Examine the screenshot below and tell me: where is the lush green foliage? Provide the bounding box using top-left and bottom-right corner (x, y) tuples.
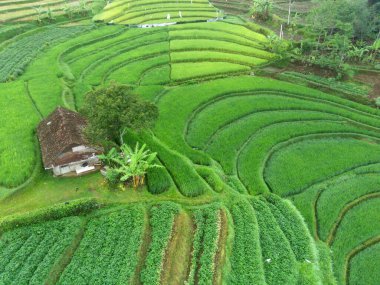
(331, 198), (380, 285)
(0, 25), (91, 82)
(93, 0), (220, 24)
(228, 200), (266, 285)
(140, 202), (180, 285)
(0, 81), (40, 188)
(0, 217), (81, 284)
(251, 198), (298, 285)
(58, 206), (145, 284)
(349, 242), (380, 285)
(187, 204), (221, 284)
(265, 138), (380, 196)
(82, 84), (158, 143)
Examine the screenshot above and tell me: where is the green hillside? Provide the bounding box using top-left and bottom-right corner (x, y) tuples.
(1, 0), (379, 284)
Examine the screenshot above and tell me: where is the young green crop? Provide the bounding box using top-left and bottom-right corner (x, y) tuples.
(107, 54), (170, 85)
(330, 198), (380, 285)
(171, 62), (250, 81)
(240, 122), (380, 195)
(94, 0), (220, 25)
(0, 81), (40, 188)
(251, 198), (298, 285)
(187, 204), (221, 285)
(264, 194), (321, 284)
(170, 39), (274, 59)
(265, 137), (380, 196)
(0, 217), (81, 285)
(228, 200), (266, 285)
(0, 25), (91, 82)
(349, 242), (380, 285)
(140, 202), (180, 285)
(58, 206), (145, 284)
(317, 173), (380, 241)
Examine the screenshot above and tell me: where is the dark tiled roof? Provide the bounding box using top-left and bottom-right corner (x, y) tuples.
(37, 107), (91, 168)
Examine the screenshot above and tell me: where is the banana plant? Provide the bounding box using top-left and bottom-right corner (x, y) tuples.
(100, 143), (161, 189)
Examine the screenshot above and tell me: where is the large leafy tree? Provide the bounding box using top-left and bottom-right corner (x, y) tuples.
(81, 83), (159, 144)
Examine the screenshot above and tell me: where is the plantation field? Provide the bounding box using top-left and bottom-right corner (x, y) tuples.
(93, 0), (222, 25)
(0, 5), (379, 285)
(0, 199), (324, 284)
(0, 0), (93, 23)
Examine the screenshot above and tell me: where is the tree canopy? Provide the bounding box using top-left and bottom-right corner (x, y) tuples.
(81, 83), (159, 144)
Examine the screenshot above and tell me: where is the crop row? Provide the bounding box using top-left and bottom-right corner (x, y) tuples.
(0, 25), (91, 82)
(94, 0), (219, 24)
(290, 162), (380, 239)
(154, 76), (380, 172)
(316, 173), (380, 241)
(250, 198), (298, 285)
(349, 241), (380, 285)
(187, 90), (380, 152)
(228, 200), (266, 284)
(140, 202), (180, 285)
(0, 217), (81, 285)
(330, 197), (380, 285)
(61, 22), (273, 89)
(58, 206), (145, 284)
(240, 121), (380, 195)
(186, 204), (221, 284)
(264, 136), (380, 196)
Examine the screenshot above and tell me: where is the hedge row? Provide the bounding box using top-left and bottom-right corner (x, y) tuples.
(0, 198), (100, 234)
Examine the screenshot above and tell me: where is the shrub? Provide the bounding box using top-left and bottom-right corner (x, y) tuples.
(0, 198), (100, 234)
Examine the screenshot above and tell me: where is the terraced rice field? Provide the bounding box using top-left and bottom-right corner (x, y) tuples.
(0, 7), (379, 285)
(0, 200), (324, 284)
(93, 0), (222, 25)
(0, 0), (92, 22)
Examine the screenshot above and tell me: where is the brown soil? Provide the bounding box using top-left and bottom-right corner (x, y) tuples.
(133, 211), (152, 285)
(354, 72), (380, 99)
(160, 211), (194, 285)
(213, 210), (228, 285)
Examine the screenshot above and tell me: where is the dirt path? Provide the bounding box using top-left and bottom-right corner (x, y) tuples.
(213, 209), (228, 285)
(160, 210), (194, 285)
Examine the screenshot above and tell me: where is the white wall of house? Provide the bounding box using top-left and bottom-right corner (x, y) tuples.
(52, 155), (100, 176)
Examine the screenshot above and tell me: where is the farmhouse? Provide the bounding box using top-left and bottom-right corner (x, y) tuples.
(37, 106), (103, 176)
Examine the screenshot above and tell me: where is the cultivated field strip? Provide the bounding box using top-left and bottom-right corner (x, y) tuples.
(289, 164), (380, 285)
(0, 199), (321, 284)
(0, 217), (82, 284)
(93, 0), (221, 25)
(0, 81), (41, 188)
(0, 0), (91, 22)
(36, 21), (274, 108)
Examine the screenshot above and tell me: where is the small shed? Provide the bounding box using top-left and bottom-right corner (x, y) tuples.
(37, 106), (103, 176)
